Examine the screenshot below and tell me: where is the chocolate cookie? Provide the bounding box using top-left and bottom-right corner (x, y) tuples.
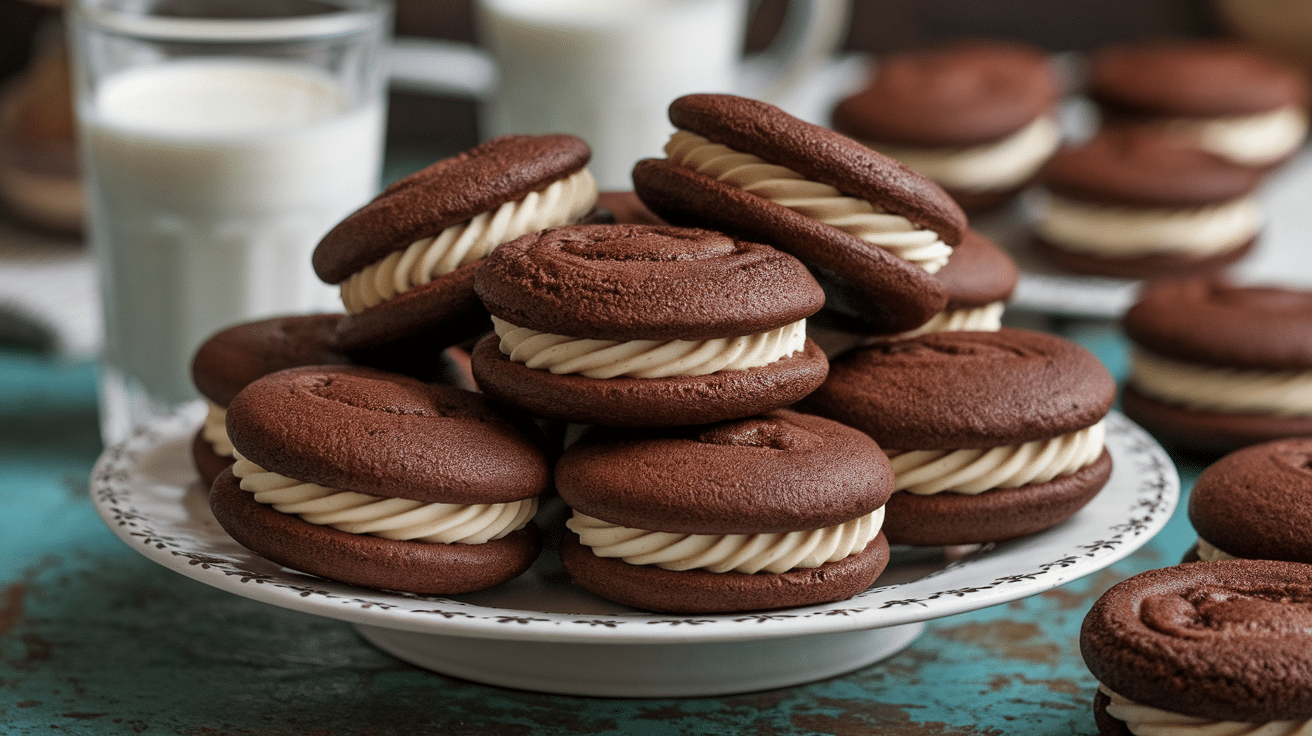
(1088, 40), (1308, 168)
(1081, 560), (1312, 732)
(555, 410), (893, 613)
(1033, 127), (1265, 279)
(210, 365), (551, 594)
(632, 93), (965, 334)
(831, 40), (1063, 212)
(1121, 278), (1312, 454)
(809, 228), (1018, 356)
(1185, 438), (1312, 563)
(800, 328), (1115, 545)
(189, 314), (352, 487)
(935, 229), (1019, 315)
(312, 135), (598, 374)
(471, 223), (829, 427)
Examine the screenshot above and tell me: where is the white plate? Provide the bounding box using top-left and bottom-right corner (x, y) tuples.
(981, 145), (1312, 320)
(90, 405), (1177, 697)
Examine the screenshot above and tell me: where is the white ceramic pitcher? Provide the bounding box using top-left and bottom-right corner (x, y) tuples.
(390, 0), (850, 189)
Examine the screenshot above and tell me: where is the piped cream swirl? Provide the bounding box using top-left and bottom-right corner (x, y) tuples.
(340, 167), (598, 314)
(1130, 348), (1312, 416)
(665, 130), (953, 273)
(566, 506), (884, 574)
(862, 302), (1006, 343)
(1159, 106), (1309, 167)
(888, 421), (1106, 495)
(1099, 685), (1312, 736)
(492, 315), (807, 379)
(1035, 193), (1261, 258)
(231, 452), (536, 544)
(202, 400), (234, 458)
(872, 115), (1062, 192)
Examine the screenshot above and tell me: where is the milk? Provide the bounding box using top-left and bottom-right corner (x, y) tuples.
(81, 58), (382, 442)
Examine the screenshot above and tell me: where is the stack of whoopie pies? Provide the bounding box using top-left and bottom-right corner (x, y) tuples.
(1029, 39), (1308, 280)
(629, 93), (1113, 553)
(198, 93), (1118, 611)
(465, 216), (896, 613)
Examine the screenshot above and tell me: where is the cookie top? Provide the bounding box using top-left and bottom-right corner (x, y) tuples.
(225, 365), (550, 504)
(1041, 127), (1267, 207)
(312, 134), (591, 284)
(1123, 279), (1312, 370)
(668, 94), (968, 244)
(936, 229), (1018, 309)
(1080, 559), (1312, 722)
(555, 409), (893, 534)
(473, 223), (824, 341)
(1188, 438), (1312, 562)
(832, 40), (1060, 147)
(1089, 40), (1308, 118)
(190, 313), (351, 407)
(802, 328), (1115, 449)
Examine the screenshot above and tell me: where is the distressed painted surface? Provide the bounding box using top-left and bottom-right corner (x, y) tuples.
(0, 325), (1206, 735)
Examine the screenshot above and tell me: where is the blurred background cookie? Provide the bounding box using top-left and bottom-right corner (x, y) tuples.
(1032, 126), (1265, 279)
(1088, 39), (1309, 169)
(0, 40), (80, 233)
(1121, 278), (1312, 454)
(831, 39), (1063, 213)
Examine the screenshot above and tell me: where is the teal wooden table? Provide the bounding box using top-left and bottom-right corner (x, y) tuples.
(0, 316), (1204, 735)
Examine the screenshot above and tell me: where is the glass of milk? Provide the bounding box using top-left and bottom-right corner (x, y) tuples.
(67, 0), (391, 446)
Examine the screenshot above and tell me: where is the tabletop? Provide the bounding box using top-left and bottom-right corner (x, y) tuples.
(0, 308), (1207, 736)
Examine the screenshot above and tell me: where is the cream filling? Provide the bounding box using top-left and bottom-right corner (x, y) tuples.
(339, 167), (599, 314)
(665, 130), (953, 273)
(1196, 538), (1238, 562)
(1131, 348), (1312, 416)
(492, 315), (807, 379)
(888, 420), (1106, 495)
(871, 115), (1063, 192)
(861, 301), (1006, 343)
(230, 452), (537, 544)
(202, 399), (234, 458)
(1035, 193), (1261, 258)
(1158, 106), (1309, 167)
(1099, 685), (1312, 736)
(566, 506), (884, 574)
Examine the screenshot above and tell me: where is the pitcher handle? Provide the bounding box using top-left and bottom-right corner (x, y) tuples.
(737, 0), (851, 103)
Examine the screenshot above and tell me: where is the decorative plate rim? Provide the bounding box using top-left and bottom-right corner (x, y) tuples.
(90, 405), (1177, 644)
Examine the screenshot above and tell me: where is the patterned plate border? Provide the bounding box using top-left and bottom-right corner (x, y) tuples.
(91, 406), (1177, 644)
